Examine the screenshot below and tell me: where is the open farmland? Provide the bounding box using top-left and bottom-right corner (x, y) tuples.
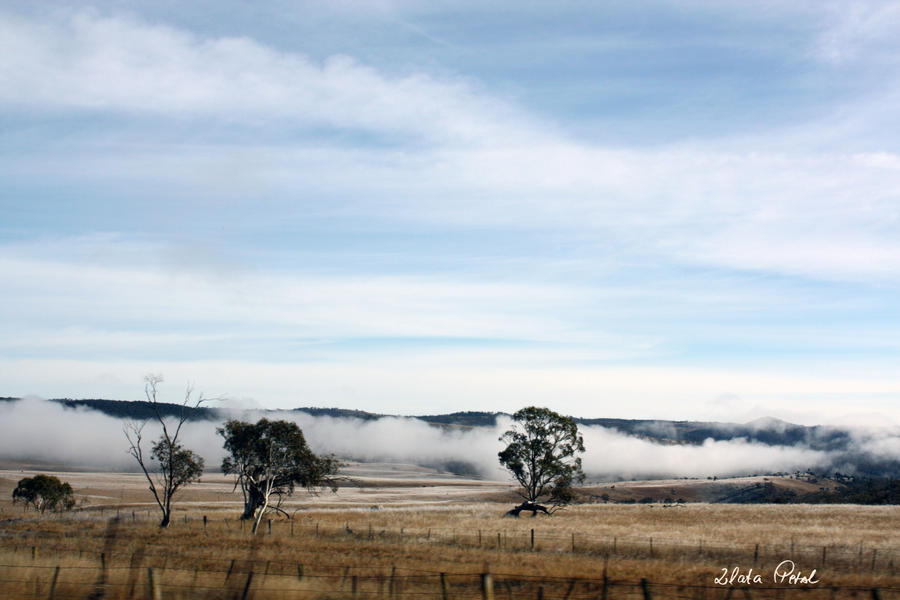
(1, 467), (898, 599)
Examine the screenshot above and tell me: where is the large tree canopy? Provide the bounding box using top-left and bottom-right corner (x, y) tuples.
(498, 406), (585, 508)
(219, 418), (339, 533)
(12, 474), (75, 513)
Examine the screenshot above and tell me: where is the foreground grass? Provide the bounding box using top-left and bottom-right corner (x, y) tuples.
(1, 502), (898, 598)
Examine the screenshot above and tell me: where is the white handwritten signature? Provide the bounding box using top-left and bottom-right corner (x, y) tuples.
(715, 560), (820, 586)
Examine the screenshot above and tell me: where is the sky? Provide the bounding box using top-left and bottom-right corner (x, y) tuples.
(1, 1), (899, 426)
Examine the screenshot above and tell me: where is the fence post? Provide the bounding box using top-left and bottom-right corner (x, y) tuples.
(822, 546), (827, 566)
(352, 575), (358, 598)
(268, 519), (272, 535)
(497, 532), (501, 549)
(203, 515), (207, 529)
(572, 533), (576, 553)
(649, 537), (653, 557)
(32, 546), (37, 561)
(872, 588), (882, 600)
(601, 571), (609, 600)
(872, 549), (877, 570)
(640, 578), (652, 600)
(754, 544), (759, 563)
(148, 567), (162, 600)
(291, 520), (294, 536)
(241, 572), (254, 600)
(537, 585), (544, 599)
(440, 573), (449, 600)
(531, 529), (535, 550)
(297, 563), (304, 580)
(481, 573), (494, 600)
(48, 565), (60, 600)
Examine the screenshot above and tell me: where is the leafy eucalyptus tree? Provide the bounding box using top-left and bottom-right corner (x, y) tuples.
(498, 406), (585, 512)
(12, 474), (75, 513)
(218, 418), (339, 534)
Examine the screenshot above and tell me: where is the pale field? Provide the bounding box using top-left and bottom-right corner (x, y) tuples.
(1, 466), (898, 599)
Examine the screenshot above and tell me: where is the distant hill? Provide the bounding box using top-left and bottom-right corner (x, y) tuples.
(0, 397), (220, 421)
(2, 396), (898, 478)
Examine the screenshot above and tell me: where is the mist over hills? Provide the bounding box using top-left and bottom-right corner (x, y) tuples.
(1, 396), (898, 480)
(0, 397), (858, 452)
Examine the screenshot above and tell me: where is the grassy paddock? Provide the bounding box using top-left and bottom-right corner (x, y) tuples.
(1, 502), (898, 599)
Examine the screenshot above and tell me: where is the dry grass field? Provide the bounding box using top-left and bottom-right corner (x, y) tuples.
(1, 467), (898, 599)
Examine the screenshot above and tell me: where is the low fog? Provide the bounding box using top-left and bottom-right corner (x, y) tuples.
(0, 397), (896, 482)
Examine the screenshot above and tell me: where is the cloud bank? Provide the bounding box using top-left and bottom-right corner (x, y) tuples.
(1, 398), (895, 482)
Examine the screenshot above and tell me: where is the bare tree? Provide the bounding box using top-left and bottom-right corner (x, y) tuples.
(124, 374), (209, 528)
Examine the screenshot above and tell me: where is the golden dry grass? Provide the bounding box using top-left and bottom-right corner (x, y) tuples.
(1, 470), (898, 599)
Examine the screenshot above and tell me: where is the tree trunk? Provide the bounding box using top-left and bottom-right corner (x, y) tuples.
(241, 486), (263, 521)
(159, 511), (170, 528)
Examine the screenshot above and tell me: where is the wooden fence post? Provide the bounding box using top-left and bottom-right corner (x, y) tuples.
(440, 573), (449, 600)
(481, 573), (494, 600)
(640, 578), (652, 600)
(754, 544), (759, 563)
(389, 566), (396, 597)
(531, 529), (535, 550)
(48, 565), (60, 600)
(148, 567), (162, 600)
(297, 563), (304, 580)
(203, 515), (207, 529)
(352, 575), (358, 598)
(268, 519), (272, 535)
(241, 572), (254, 600)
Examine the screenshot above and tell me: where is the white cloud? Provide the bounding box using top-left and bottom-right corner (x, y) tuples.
(0, 10), (538, 146)
(813, 1), (900, 65)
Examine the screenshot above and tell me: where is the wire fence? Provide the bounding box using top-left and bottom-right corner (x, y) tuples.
(2, 558), (898, 600)
(2, 512), (898, 599)
(10, 509), (896, 572)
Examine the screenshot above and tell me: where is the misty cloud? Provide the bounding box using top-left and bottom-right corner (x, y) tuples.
(0, 398), (896, 482)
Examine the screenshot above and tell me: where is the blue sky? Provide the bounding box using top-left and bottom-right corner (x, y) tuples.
(2, 1), (900, 424)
